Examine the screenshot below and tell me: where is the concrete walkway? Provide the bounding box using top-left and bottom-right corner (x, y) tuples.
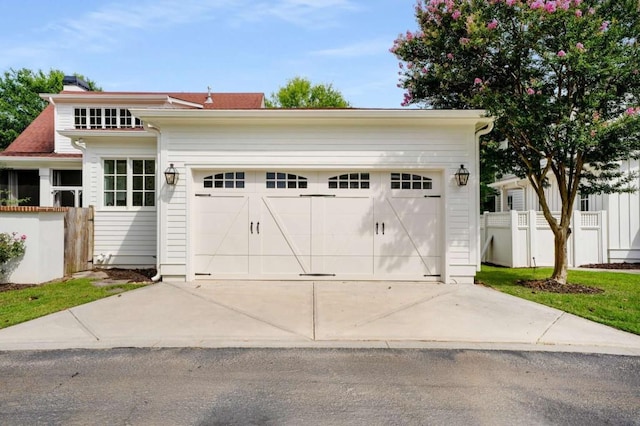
(1, 281), (639, 355)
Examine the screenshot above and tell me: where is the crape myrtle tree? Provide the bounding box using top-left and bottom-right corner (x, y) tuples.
(392, 0), (640, 284)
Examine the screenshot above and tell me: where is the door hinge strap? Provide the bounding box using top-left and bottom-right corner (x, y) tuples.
(424, 195), (441, 198)
(299, 273), (336, 277)
(423, 274), (441, 277)
(195, 194), (212, 197)
(195, 273), (212, 276)
(299, 194), (336, 198)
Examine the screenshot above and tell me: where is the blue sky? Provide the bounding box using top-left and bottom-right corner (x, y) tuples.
(0, 0), (418, 108)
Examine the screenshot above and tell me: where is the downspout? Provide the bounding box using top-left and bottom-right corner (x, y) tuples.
(146, 123), (163, 282)
(475, 120), (495, 272)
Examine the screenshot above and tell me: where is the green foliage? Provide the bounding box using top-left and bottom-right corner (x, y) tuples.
(266, 76), (350, 108)
(0, 68), (100, 150)
(0, 278), (147, 329)
(477, 265), (640, 335)
(393, 0), (640, 280)
(0, 232), (26, 266)
(0, 188), (29, 206)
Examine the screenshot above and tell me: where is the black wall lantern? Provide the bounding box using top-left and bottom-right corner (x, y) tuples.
(164, 163), (178, 185)
(455, 164), (470, 186)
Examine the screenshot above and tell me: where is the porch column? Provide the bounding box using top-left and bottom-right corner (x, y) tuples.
(39, 168), (52, 207)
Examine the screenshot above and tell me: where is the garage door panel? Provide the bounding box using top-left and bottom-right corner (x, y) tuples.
(258, 255), (310, 275)
(194, 255), (249, 275)
(191, 170), (443, 280)
(318, 256), (374, 275)
(374, 255), (440, 276)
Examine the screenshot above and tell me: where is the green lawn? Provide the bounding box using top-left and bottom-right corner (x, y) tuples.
(477, 265), (640, 335)
(0, 278), (148, 329)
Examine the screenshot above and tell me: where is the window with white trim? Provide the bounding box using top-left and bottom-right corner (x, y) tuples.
(103, 159), (155, 207)
(266, 172), (308, 189)
(75, 108), (143, 129)
(204, 172), (245, 189)
(390, 173), (433, 190)
(328, 173), (370, 189)
(580, 194), (589, 212)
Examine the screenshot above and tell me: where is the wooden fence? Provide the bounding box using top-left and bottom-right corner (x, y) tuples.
(64, 207), (94, 275)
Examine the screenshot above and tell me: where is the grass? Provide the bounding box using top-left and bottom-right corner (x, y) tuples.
(477, 265), (640, 335)
(0, 278), (148, 329)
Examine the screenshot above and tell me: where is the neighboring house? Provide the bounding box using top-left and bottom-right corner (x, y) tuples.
(489, 164), (640, 263)
(1, 76), (494, 283)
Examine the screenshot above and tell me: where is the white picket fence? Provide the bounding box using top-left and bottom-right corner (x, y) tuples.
(480, 210), (608, 267)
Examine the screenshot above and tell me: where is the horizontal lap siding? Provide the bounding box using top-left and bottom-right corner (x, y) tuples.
(85, 139), (158, 266)
(162, 123), (477, 268)
(94, 211), (156, 264)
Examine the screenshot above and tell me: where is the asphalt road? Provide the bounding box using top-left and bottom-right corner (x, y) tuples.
(0, 348), (638, 426)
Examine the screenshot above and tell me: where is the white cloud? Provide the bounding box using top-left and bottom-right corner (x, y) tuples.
(310, 39), (392, 58)
(237, 0), (358, 27)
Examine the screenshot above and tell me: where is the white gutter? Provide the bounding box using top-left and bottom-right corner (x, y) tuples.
(475, 120), (495, 272)
(145, 123), (163, 283)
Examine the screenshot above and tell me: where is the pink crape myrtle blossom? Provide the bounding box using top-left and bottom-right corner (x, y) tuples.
(557, 50), (566, 57)
(474, 77), (483, 85)
(487, 19), (498, 30)
(452, 9), (461, 20)
(576, 42), (585, 52)
(600, 21), (609, 32)
(527, 88), (536, 95)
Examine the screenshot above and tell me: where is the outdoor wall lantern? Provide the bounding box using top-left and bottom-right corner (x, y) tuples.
(455, 164), (470, 186)
(164, 163), (178, 185)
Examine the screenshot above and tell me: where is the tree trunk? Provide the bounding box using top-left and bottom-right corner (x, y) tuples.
(550, 227), (570, 284)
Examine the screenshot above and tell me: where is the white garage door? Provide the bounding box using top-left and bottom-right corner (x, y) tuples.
(192, 171), (441, 280)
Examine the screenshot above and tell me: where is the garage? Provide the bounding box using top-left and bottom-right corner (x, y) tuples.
(192, 170), (442, 280)
(129, 107), (493, 284)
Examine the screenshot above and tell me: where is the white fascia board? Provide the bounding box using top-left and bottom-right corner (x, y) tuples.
(131, 108), (493, 124)
(488, 176), (527, 188)
(0, 157), (82, 167)
(58, 129), (155, 139)
(40, 93), (171, 104)
(165, 97), (203, 109)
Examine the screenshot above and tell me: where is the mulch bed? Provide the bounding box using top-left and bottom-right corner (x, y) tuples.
(0, 268), (156, 293)
(516, 279), (604, 294)
(580, 262), (640, 270)
(99, 268), (156, 283)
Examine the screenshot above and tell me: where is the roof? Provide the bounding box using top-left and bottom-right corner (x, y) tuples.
(1, 91), (265, 156)
(53, 91), (265, 109)
(0, 104), (63, 157)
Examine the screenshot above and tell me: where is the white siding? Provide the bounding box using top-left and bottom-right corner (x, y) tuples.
(93, 210), (156, 267)
(158, 121), (481, 281)
(54, 104), (82, 154)
(84, 138), (157, 267)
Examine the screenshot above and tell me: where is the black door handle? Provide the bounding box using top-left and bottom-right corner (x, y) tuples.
(257, 222), (260, 234)
(376, 222), (379, 235)
(382, 223), (385, 235)
(250, 222), (253, 234)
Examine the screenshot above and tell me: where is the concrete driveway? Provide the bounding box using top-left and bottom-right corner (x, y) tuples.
(1, 281), (639, 354)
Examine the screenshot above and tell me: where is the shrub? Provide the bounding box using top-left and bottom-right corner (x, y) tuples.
(0, 232), (27, 265)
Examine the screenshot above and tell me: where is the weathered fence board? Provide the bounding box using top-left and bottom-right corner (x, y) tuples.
(64, 207), (94, 274)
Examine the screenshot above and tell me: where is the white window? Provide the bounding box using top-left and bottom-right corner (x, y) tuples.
(266, 172), (307, 189)
(328, 173), (370, 189)
(103, 159), (155, 208)
(390, 173), (432, 190)
(580, 194), (589, 212)
(204, 172), (245, 189)
(75, 108), (143, 129)
(52, 170), (82, 207)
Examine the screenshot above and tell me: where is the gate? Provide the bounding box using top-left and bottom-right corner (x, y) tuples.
(64, 207), (94, 274)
